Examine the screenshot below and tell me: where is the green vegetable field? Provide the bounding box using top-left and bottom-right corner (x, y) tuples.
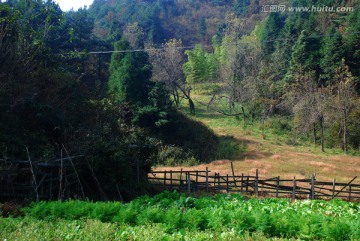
(1, 192), (359, 240)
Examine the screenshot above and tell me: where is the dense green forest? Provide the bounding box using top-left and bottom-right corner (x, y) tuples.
(0, 0), (359, 200)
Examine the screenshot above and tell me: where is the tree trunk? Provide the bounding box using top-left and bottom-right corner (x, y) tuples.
(175, 82), (195, 115)
(250, 107), (255, 124)
(313, 123), (317, 148)
(171, 84), (181, 107)
(320, 116), (325, 152)
(189, 98), (195, 115)
(343, 111), (348, 154)
(242, 106), (246, 128)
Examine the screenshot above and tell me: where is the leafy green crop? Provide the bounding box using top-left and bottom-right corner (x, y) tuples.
(3, 191), (360, 240)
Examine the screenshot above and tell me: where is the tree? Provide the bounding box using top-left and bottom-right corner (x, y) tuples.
(233, 0), (250, 17)
(0, 3), (19, 78)
(0, 0), (84, 157)
(199, 16), (207, 37)
(123, 22), (144, 49)
(287, 30), (321, 82)
(183, 44), (211, 84)
(108, 38), (152, 105)
(148, 39), (195, 114)
(345, 9), (360, 91)
(331, 60), (357, 153)
(207, 28), (262, 126)
(284, 68), (331, 152)
(261, 12), (283, 57)
(320, 26), (344, 85)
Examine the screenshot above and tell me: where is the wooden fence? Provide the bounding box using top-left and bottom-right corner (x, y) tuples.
(148, 167), (360, 202)
(2, 157), (359, 202)
(0, 156), (86, 201)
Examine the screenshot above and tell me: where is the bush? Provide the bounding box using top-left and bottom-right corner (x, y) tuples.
(263, 116), (293, 136)
(157, 111), (219, 163)
(215, 136), (246, 160)
(156, 145), (191, 166)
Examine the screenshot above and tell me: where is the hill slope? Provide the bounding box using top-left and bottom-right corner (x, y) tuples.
(155, 91), (360, 184)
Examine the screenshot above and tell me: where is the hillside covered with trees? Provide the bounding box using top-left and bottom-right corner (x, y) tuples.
(0, 0), (360, 200)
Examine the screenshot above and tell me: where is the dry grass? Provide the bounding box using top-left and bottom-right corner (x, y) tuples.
(154, 91), (360, 185)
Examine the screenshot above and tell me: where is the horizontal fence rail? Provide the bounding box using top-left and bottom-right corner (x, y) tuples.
(148, 166), (359, 202)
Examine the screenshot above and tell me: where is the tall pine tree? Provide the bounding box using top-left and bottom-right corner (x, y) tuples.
(320, 25), (344, 85)
(345, 9), (360, 92)
(261, 12), (283, 57)
(108, 38), (152, 105)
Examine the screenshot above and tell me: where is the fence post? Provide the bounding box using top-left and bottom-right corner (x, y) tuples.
(214, 172), (217, 187)
(255, 169), (259, 197)
(276, 176), (280, 198)
(311, 174), (315, 200)
(217, 173), (220, 192)
(332, 179), (336, 200)
(292, 177), (296, 201)
(240, 173), (243, 192)
(231, 162), (237, 187)
(226, 174), (229, 193)
(348, 185), (352, 202)
(180, 169), (183, 188)
(206, 167), (209, 192)
(187, 172), (191, 193)
(196, 171), (199, 191)
(170, 171), (173, 189)
(164, 170), (167, 188)
(246, 176), (249, 193)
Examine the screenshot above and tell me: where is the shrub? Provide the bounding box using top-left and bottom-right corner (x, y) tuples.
(215, 135), (246, 160)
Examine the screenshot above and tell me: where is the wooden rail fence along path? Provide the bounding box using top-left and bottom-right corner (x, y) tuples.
(148, 166), (360, 202)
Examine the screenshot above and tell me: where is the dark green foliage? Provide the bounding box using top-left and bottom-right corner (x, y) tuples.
(261, 12), (284, 56)
(129, 81), (219, 164)
(158, 111), (219, 163)
(348, 105), (360, 150)
(233, 0), (250, 17)
(320, 26), (344, 85)
(63, 99), (161, 200)
(183, 45), (218, 83)
(215, 136), (246, 160)
(134, 106), (219, 164)
(0, 0), (109, 157)
(0, 1), (224, 202)
(0, 1), (154, 200)
(108, 38), (153, 105)
(345, 9), (360, 89)
(88, 0), (233, 45)
(199, 16), (207, 37)
(290, 30), (320, 74)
